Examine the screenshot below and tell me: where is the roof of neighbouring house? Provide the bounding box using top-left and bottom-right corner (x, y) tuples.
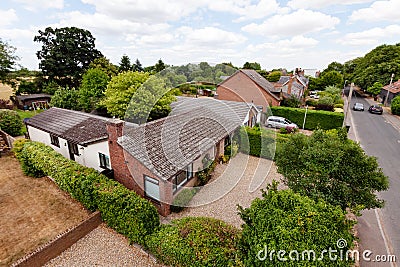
(25, 107), (109, 145)
(15, 94), (52, 102)
(118, 99), (250, 180)
(383, 79), (400, 94)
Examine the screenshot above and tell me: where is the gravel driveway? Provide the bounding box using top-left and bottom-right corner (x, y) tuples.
(163, 153), (285, 228)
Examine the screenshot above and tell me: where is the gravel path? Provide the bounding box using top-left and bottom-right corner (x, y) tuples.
(163, 153), (285, 228)
(45, 224), (165, 267)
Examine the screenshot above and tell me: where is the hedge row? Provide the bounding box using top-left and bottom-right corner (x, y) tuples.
(269, 106), (344, 130)
(146, 217), (241, 267)
(13, 139), (159, 246)
(239, 126), (276, 159)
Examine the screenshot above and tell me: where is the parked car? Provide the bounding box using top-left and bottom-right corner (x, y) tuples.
(353, 103), (364, 111)
(368, 104), (383, 115)
(266, 116), (298, 129)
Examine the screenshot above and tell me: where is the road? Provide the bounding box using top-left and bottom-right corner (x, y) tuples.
(349, 94), (400, 266)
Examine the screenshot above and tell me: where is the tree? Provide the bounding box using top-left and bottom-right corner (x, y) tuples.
(119, 55), (132, 72)
(367, 82), (383, 97)
(275, 129), (389, 211)
(34, 27), (103, 87)
(238, 182), (355, 267)
(132, 58), (144, 72)
(78, 68), (110, 112)
(89, 57), (118, 78)
(50, 87), (81, 110)
(391, 95), (400, 115)
(154, 59), (166, 73)
(102, 71), (150, 118)
(266, 70), (281, 82)
(0, 39), (19, 82)
(243, 62), (261, 70)
(0, 109), (23, 136)
(322, 61), (344, 75)
(320, 70), (343, 88)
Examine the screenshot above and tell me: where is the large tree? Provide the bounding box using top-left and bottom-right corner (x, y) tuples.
(119, 55), (132, 72)
(50, 87), (81, 110)
(275, 129), (389, 212)
(0, 39), (19, 82)
(34, 27), (103, 87)
(132, 58), (144, 72)
(154, 59), (166, 73)
(78, 68), (110, 112)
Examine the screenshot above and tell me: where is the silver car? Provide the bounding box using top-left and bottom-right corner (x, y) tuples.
(353, 103), (364, 111)
(266, 116), (298, 129)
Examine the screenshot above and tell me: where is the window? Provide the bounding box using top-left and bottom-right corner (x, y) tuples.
(50, 134), (59, 147)
(144, 176), (160, 201)
(186, 163), (193, 180)
(173, 163), (193, 193)
(67, 142), (79, 155)
(99, 153), (110, 169)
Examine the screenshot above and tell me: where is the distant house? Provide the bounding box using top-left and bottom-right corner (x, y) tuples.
(380, 79), (400, 104)
(25, 107), (111, 173)
(108, 97), (258, 216)
(13, 94), (52, 110)
(274, 68), (309, 99)
(216, 69), (281, 112)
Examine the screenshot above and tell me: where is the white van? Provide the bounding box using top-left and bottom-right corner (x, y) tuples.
(266, 116), (298, 129)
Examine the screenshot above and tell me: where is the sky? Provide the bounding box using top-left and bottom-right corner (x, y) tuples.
(1, 0), (399, 72)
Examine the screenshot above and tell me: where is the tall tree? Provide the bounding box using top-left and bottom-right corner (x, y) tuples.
(89, 57), (118, 78)
(154, 59), (166, 72)
(367, 82), (383, 97)
(78, 68), (110, 112)
(119, 55), (132, 72)
(34, 27), (103, 87)
(50, 87), (81, 110)
(0, 39), (19, 82)
(242, 62), (261, 70)
(132, 58), (144, 72)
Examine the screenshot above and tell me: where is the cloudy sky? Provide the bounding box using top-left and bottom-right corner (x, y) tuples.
(1, 0), (399, 71)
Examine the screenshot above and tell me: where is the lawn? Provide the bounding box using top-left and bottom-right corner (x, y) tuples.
(0, 154), (89, 266)
(15, 109), (44, 135)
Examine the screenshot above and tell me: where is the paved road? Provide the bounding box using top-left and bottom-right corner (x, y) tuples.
(349, 95), (400, 266)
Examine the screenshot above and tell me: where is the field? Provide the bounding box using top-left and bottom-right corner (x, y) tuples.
(0, 154), (89, 266)
(0, 83), (13, 100)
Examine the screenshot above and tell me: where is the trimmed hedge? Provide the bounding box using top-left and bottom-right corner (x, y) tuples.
(269, 106), (344, 130)
(13, 140), (159, 246)
(146, 217), (241, 267)
(391, 95), (400, 115)
(0, 109), (23, 136)
(239, 127), (276, 159)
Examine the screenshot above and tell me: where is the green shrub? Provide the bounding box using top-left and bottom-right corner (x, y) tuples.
(305, 99), (317, 106)
(239, 127), (276, 159)
(268, 106), (343, 130)
(391, 95), (400, 115)
(0, 109), (23, 136)
(334, 103), (344, 109)
(171, 188), (197, 212)
(197, 156), (217, 186)
(146, 217), (241, 267)
(238, 182), (355, 267)
(224, 141), (238, 158)
(13, 141), (160, 245)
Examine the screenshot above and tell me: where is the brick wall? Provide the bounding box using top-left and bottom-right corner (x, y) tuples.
(217, 71), (281, 110)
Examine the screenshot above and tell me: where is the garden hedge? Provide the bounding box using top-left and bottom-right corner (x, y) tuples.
(391, 95), (400, 115)
(146, 217), (241, 267)
(0, 109), (23, 136)
(13, 140), (159, 246)
(268, 106), (344, 130)
(239, 126), (276, 159)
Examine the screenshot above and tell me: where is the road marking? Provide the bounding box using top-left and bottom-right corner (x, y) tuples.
(374, 209), (396, 267)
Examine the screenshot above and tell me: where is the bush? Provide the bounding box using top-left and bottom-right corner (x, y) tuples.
(224, 141), (238, 158)
(171, 188), (197, 212)
(391, 95), (400, 115)
(13, 141), (160, 246)
(269, 106), (343, 130)
(305, 99), (318, 106)
(281, 95), (301, 108)
(0, 109), (23, 136)
(146, 217), (241, 267)
(334, 103), (344, 109)
(239, 127), (277, 159)
(238, 182), (355, 267)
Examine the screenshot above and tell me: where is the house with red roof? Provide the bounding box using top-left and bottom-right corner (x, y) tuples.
(380, 79), (400, 104)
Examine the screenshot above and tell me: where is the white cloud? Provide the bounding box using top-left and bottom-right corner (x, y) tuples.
(0, 9), (18, 27)
(183, 27), (247, 47)
(247, 35), (319, 54)
(349, 0), (400, 22)
(12, 0), (64, 11)
(338, 25), (400, 46)
(287, 0), (374, 9)
(242, 9), (340, 37)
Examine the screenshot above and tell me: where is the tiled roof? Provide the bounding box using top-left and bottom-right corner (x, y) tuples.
(240, 69), (281, 94)
(26, 107), (108, 145)
(16, 94), (52, 101)
(383, 80), (400, 94)
(278, 76), (290, 84)
(118, 103), (245, 180)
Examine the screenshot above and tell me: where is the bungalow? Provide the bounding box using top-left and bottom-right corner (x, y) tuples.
(216, 69), (281, 112)
(380, 79), (400, 104)
(108, 97), (258, 215)
(25, 107), (112, 174)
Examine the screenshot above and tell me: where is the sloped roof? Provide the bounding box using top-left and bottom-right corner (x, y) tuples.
(26, 107), (108, 145)
(119, 100), (248, 180)
(15, 94), (52, 101)
(240, 69), (281, 95)
(383, 79), (400, 94)
(278, 76), (290, 84)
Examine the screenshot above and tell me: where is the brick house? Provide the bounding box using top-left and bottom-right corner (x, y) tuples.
(275, 71), (309, 99)
(380, 79), (400, 104)
(108, 97), (258, 216)
(216, 69), (281, 112)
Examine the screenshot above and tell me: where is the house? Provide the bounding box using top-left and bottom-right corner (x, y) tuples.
(107, 97), (258, 216)
(274, 68), (309, 99)
(216, 69), (281, 112)
(25, 107), (112, 173)
(380, 79), (400, 104)
(13, 94), (52, 110)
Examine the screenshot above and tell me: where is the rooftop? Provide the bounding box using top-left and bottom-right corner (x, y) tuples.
(383, 79), (400, 94)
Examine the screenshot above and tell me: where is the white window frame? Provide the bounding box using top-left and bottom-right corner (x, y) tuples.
(144, 175), (160, 201)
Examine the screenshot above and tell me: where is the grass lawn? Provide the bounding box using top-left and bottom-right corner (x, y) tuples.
(15, 109), (44, 135)
(0, 154), (89, 266)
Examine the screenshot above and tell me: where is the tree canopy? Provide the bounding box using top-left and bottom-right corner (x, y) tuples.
(243, 61), (261, 70)
(50, 87), (81, 110)
(0, 39), (19, 82)
(89, 57), (118, 78)
(367, 82), (383, 96)
(275, 129), (389, 212)
(154, 59), (166, 73)
(34, 27), (103, 87)
(119, 55), (132, 72)
(78, 68), (110, 112)
(132, 58), (144, 72)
